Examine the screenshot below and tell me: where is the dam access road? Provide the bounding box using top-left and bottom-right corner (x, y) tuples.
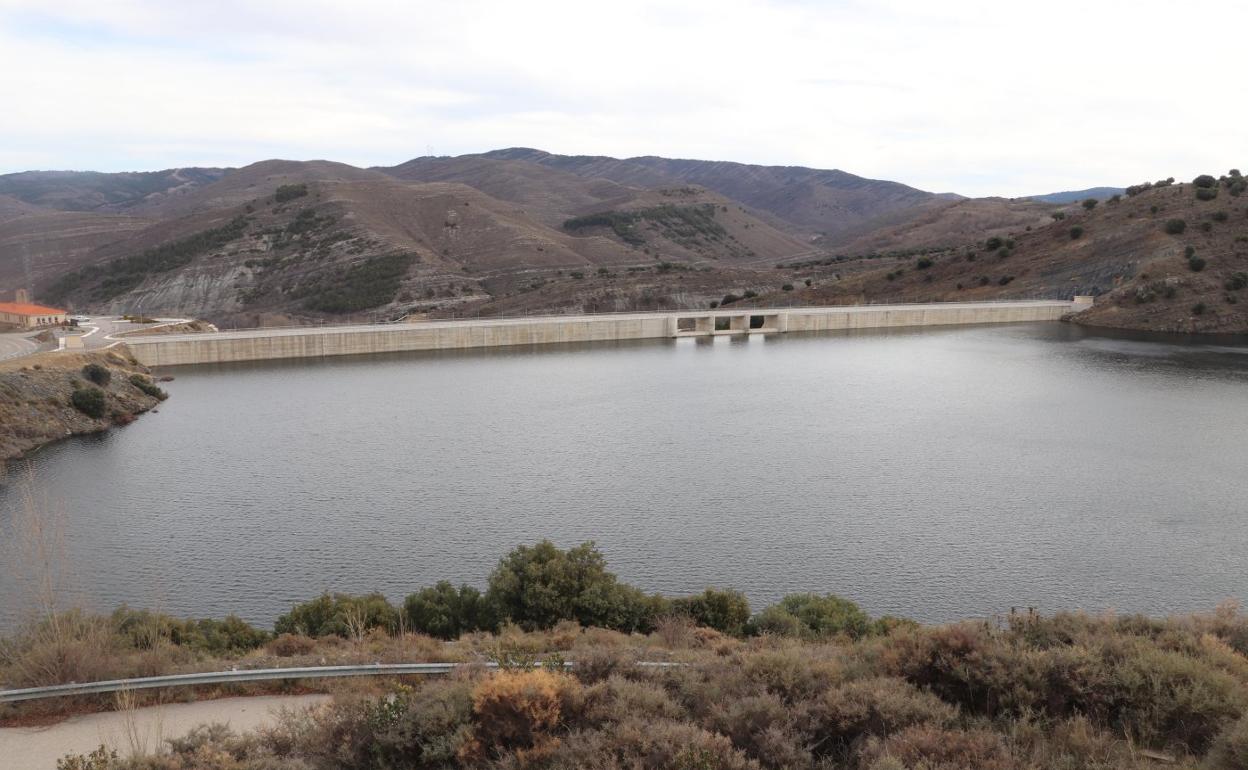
(123, 299), (1092, 367)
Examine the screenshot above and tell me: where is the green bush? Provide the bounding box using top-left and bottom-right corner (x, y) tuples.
(1194, 174), (1217, 188)
(485, 541), (661, 632)
(274, 592), (400, 638)
(916, 257), (934, 269)
(781, 283), (794, 291)
(1197, 187), (1219, 201)
(671, 588), (751, 635)
(298, 252), (415, 314)
(1082, 198), (1098, 210)
(81, 363), (111, 386)
(70, 387), (107, 418)
(1208, 714), (1248, 770)
(1164, 218), (1187, 234)
(751, 593), (872, 639)
(128, 374), (167, 400)
(403, 581), (497, 639)
(1225, 272), (1248, 291)
(1189, 257), (1207, 272)
(274, 183), (308, 203)
(1193, 302), (1208, 315)
(1212, 211), (1229, 222)
(1069, 226), (1084, 239)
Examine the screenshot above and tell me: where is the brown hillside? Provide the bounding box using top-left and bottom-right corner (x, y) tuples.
(0, 210), (153, 295)
(479, 148), (939, 239)
(759, 175), (1248, 334)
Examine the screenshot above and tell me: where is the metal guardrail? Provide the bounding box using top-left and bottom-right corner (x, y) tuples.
(0, 661), (679, 704)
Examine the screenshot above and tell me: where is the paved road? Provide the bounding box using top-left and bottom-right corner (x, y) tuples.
(0, 332), (37, 362)
(0, 694), (329, 769)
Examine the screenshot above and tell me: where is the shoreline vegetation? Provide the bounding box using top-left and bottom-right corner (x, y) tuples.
(0, 346), (167, 462)
(3, 542), (1248, 769)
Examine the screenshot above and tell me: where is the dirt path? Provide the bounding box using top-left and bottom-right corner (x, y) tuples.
(0, 694), (330, 769)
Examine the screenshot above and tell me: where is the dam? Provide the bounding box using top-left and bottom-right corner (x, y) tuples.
(123, 299), (1092, 367)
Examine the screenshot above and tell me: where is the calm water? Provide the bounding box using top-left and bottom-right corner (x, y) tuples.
(3, 323), (1248, 630)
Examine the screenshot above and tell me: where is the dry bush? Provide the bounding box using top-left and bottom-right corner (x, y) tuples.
(860, 724), (1020, 770)
(541, 717), (761, 770)
(1207, 713), (1248, 770)
(267, 633), (316, 657)
(574, 674), (685, 726)
(805, 677), (957, 758)
(656, 614), (698, 649)
(466, 668), (580, 761)
(2, 609), (118, 686)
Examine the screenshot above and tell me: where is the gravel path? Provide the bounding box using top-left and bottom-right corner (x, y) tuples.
(0, 694), (330, 769)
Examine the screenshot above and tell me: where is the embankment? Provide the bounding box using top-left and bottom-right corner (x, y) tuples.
(0, 348), (167, 462)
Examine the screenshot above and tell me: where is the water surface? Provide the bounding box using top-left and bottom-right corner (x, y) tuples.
(3, 323), (1247, 629)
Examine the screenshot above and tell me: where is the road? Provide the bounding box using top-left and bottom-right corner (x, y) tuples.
(0, 332), (37, 362)
(0, 694), (329, 769)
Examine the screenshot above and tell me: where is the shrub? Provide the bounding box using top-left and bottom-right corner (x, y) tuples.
(1208, 714), (1248, 770)
(1069, 226), (1084, 239)
(1212, 210), (1229, 222)
(71, 387), (107, 418)
(467, 669), (576, 759)
(998, 275), (1015, 286)
(1194, 174), (1217, 188)
(915, 257), (934, 269)
(1050, 212), (1066, 220)
(273, 592), (399, 638)
(274, 183), (309, 203)
(1185, 245), (1196, 258)
(1197, 187), (1219, 201)
(721, 293), (741, 305)
(807, 677), (956, 757)
(128, 373), (167, 400)
(984, 236), (1003, 250)
(1164, 218), (1187, 234)
(81, 363), (111, 386)
(1225, 272), (1248, 291)
(752, 593), (872, 639)
(781, 283), (794, 291)
(671, 588), (751, 635)
(1082, 198), (1098, 210)
(485, 541), (661, 632)
(268, 633), (316, 656)
(859, 725), (1014, 770)
(403, 581), (497, 639)
(1193, 302), (1208, 315)
(1189, 257), (1207, 272)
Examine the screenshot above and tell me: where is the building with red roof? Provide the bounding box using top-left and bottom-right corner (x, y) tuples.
(0, 300), (67, 329)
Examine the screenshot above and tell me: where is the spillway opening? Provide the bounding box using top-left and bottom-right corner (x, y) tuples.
(714, 317), (732, 332)
(676, 317), (697, 332)
(749, 315), (766, 329)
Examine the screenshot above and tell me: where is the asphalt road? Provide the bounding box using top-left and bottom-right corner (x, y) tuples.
(0, 332), (37, 362)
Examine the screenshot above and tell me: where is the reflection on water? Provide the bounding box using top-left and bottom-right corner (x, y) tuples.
(2, 322), (1247, 629)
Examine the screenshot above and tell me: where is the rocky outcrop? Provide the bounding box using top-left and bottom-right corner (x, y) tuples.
(0, 347), (167, 461)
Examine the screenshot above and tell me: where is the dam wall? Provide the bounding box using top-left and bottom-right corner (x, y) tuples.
(125, 300), (1089, 367)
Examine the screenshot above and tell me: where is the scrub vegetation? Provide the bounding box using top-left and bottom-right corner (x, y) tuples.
(4, 542), (1248, 769)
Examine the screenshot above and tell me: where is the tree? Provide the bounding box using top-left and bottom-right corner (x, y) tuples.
(71, 387), (106, 418)
(1082, 198), (1098, 211)
(671, 588), (751, 635)
(485, 541), (659, 632)
(403, 581), (497, 639)
(1164, 219), (1187, 235)
(1193, 174), (1217, 189)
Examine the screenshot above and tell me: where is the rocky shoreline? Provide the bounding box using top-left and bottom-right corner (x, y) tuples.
(0, 346), (167, 463)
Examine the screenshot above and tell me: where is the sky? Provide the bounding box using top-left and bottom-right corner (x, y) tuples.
(0, 0), (1244, 197)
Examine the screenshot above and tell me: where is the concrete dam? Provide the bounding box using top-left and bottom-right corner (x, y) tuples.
(124, 299), (1092, 367)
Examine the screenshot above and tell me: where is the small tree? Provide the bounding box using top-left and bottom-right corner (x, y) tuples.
(81, 363), (110, 386)
(1082, 198), (1098, 211)
(1164, 219), (1187, 235)
(1193, 174), (1217, 189)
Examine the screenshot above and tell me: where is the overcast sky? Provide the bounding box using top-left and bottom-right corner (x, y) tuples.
(0, 0), (1243, 197)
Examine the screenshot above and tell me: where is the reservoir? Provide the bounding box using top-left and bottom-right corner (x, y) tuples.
(2, 322), (1247, 630)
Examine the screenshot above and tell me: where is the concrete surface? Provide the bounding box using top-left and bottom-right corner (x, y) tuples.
(125, 300), (1083, 367)
(0, 694), (330, 769)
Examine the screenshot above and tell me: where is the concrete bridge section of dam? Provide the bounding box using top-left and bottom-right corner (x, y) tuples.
(123, 299), (1094, 367)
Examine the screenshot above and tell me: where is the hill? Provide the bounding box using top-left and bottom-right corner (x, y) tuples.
(34, 160), (811, 324)
(475, 148), (939, 240)
(765, 173), (1248, 334)
(1029, 186), (1126, 204)
(0, 167), (226, 212)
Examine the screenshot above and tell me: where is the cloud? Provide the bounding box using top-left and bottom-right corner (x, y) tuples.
(0, 0), (1244, 196)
